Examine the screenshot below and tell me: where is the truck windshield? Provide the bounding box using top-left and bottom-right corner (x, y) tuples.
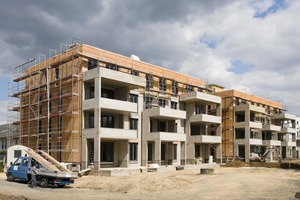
(13, 158), (22, 166)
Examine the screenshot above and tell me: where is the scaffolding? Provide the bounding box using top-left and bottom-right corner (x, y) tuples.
(8, 43), (81, 163)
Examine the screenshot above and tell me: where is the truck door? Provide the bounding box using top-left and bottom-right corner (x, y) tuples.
(18, 158), (29, 181)
(10, 157), (22, 179)
(11, 157), (29, 181)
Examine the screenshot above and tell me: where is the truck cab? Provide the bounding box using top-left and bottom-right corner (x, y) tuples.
(6, 156), (32, 182)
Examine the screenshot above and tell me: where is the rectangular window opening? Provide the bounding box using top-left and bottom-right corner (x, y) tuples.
(129, 143), (138, 161)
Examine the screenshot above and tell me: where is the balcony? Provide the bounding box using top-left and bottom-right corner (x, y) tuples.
(100, 67), (145, 88)
(83, 98), (95, 110)
(249, 138), (263, 145)
(249, 122), (263, 129)
(235, 104), (266, 114)
(280, 127), (296, 133)
(190, 114), (221, 124)
(82, 128), (96, 137)
(262, 140), (281, 146)
(100, 128), (138, 139)
(83, 67), (146, 88)
(274, 112), (297, 120)
(147, 132), (186, 142)
(281, 141), (296, 147)
(180, 91), (221, 104)
(262, 124), (281, 132)
(143, 107), (186, 119)
(101, 98), (137, 113)
(235, 121), (262, 129)
(190, 135), (221, 143)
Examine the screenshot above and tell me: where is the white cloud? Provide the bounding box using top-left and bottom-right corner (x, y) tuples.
(0, 101), (8, 125)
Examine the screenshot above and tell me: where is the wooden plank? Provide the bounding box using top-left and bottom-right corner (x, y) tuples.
(25, 148), (60, 172)
(37, 150), (70, 172)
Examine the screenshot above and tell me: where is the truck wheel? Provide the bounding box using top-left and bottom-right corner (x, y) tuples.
(7, 173), (14, 182)
(39, 178), (48, 188)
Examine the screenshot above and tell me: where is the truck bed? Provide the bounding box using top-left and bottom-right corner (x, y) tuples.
(36, 169), (78, 179)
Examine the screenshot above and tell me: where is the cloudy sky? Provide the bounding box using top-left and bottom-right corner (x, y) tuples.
(0, 0), (299, 124)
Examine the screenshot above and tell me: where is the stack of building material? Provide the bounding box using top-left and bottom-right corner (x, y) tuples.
(25, 148), (60, 172)
(36, 150), (71, 172)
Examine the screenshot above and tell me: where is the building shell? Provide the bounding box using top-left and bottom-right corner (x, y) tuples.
(10, 44), (222, 170)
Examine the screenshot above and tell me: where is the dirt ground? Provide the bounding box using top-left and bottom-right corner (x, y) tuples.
(1, 166), (300, 200)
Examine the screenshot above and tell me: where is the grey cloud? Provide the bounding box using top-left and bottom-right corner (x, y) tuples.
(0, 0), (299, 118)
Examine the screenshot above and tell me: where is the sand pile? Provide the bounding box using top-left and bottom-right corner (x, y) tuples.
(223, 160), (300, 169)
(0, 194), (30, 200)
(74, 170), (202, 194)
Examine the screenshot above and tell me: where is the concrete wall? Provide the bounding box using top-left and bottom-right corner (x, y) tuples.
(184, 92), (222, 164)
(82, 67), (144, 170)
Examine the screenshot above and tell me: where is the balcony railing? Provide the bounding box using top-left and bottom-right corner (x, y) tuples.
(190, 114), (221, 124)
(143, 107), (186, 119)
(148, 132), (186, 141)
(190, 135), (221, 143)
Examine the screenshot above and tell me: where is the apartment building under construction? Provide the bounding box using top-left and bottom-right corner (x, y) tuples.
(215, 89), (297, 162)
(10, 43), (222, 170)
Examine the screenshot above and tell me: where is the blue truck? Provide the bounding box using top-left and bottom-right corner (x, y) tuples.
(6, 155), (78, 188)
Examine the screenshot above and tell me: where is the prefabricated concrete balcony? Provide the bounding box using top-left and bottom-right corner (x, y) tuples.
(101, 98), (137, 113)
(262, 140), (281, 146)
(235, 121), (262, 129)
(190, 135), (221, 144)
(189, 114), (221, 124)
(143, 107), (186, 119)
(82, 128), (96, 137)
(100, 67), (146, 88)
(249, 121), (263, 129)
(280, 127), (296, 133)
(281, 141), (296, 147)
(83, 67), (100, 81)
(147, 132), (186, 142)
(100, 128), (138, 139)
(234, 104), (266, 114)
(262, 124), (281, 132)
(274, 112), (297, 121)
(83, 98), (95, 110)
(249, 138), (263, 145)
(179, 91), (221, 104)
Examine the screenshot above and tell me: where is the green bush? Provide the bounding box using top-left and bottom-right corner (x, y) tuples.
(0, 161), (3, 172)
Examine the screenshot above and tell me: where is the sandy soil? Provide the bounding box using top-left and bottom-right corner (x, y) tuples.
(1, 167), (300, 200)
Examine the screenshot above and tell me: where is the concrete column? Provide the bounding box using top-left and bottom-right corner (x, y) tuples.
(81, 138), (87, 169)
(123, 114), (129, 129)
(141, 140), (147, 166)
(216, 103), (221, 117)
(234, 142), (238, 158)
(269, 149), (273, 162)
(137, 140), (142, 166)
(167, 142), (173, 165)
(117, 140), (128, 167)
(203, 144), (210, 162)
(186, 141), (194, 164)
(180, 141), (186, 165)
(94, 75), (101, 170)
(216, 143), (222, 163)
(154, 140), (161, 164)
(141, 109), (149, 166)
(245, 122), (251, 162)
(94, 136), (100, 170)
(185, 102), (195, 165)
